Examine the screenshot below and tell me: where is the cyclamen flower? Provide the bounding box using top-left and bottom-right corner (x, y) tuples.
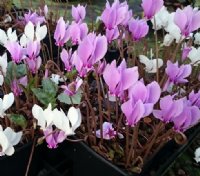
(103, 59), (138, 97)
(151, 6), (170, 30)
(73, 33), (107, 77)
(194, 32), (200, 45)
(0, 125), (22, 156)
(54, 17), (70, 47)
(24, 10), (45, 25)
(44, 126), (66, 149)
(72, 4), (86, 23)
(174, 6), (200, 37)
(128, 18), (149, 41)
(181, 44), (192, 61)
(0, 28), (17, 46)
(20, 22), (47, 47)
(60, 48), (73, 71)
(101, 0), (132, 29)
(32, 104), (82, 137)
(139, 55), (163, 73)
(194, 147), (200, 163)
(50, 74), (65, 85)
(188, 47), (200, 65)
(0, 92), (14, 118)
(164, 60), (192, 91)
(96, 122), (116, 140)
(141, 0), (164, 20)
(68, 22), (88, 45)
(11, 76), (28, 97)
(153, 95), (184, 123)
(189, 90), (200, 108)
(121, 81), (161, 126)
(61, 78), (83, 96)
(172, 101), (200, 132)
(5, 41), (25, 64)
(106, 27), (119, 43)
(0, 53), (8, 86)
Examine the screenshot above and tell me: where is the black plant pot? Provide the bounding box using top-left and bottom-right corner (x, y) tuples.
(0, 142), (42, 176)
(70, 125), (200, 176)
(35, 124), (200, 176)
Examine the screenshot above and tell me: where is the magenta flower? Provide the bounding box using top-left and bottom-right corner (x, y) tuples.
(26, 41), (41, 60)
(189, 90), (200, 108)
(60, 48), (73, 71)
(5, 41), (25, 64)
(71, 4), (86, 23)
(153, 95), (184, 123)
(68, 22), (88, 44)
(128, 18), (149, 41)
(95, 60), (106, 75)
(11, 76), (28, 96)
(54, 17), (70, 46)
(122, 81), (161, 126)
(164, 60), (191, 91)
(121, 98), (145, 127)
(172, 102), (200, 132)
(73, 33), (107, 77)
(96, 122), (116, 140)
(141, 0), (164, 19)
(182, 44), (192, 61)
(101, 0), (132, 29)
(61, 78), (83, 96)
(174, 6), (200, 37)
(44, 126), (66, 149)
(24, 10), (45, 25)
(25, 56), (42, 74)
(106, 27), (119, 43)
(103, 59), (139, 97)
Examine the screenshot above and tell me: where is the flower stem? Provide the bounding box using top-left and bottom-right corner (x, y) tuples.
(95, 73), (103, 144)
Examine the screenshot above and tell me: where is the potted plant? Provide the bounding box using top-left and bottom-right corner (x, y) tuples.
(0, 0), (200, 175)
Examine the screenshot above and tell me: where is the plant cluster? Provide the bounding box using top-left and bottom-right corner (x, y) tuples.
(0, 0), (200, 174)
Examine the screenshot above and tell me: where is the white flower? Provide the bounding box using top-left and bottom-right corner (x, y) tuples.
(163, 34), (174, 46)
(0, 28), (17, 46)
(0, 53), (7, 85)
(0, 93), (14, 118)
(151, 6), (170, 30)
(50, 74), (65, 85)
(194, 147), (200, 163)
(32, 104), (82, 135)
(188, 47), (200, 66)
(139, 55), (163, 73)
(20, 21), (47, 47)
(194, 33), (200, 45)
(0, 125), (22, 156)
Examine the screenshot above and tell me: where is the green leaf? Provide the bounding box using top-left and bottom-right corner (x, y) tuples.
(58, 90), (82, 105)
(9, 114), (27, 129)
(32, 88), (56, 108)
(42, 78), (58, 96)
(5, 62), (27, 85)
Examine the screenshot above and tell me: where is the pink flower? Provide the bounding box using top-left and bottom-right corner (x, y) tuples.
(71, 4), (86, 23)
(73, 33), (107, 77)
(174, 6), (200, 37)
(68, 22), (88, 44)
(141, 0), (164, 19)
(11, 76), (27, 96)
(44, 126), (66, 149)
(128, 18), (149, 41)
(96, 122), (116, 140)
(60, 48), (73, 71)
(61, 78), (83, 96)
(101, 0), (132, 29)
(54, 17), (70, 47)
(103, 59), (138, 97)
(24, 10), (45, 25)
(5, 41), (25, 64)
